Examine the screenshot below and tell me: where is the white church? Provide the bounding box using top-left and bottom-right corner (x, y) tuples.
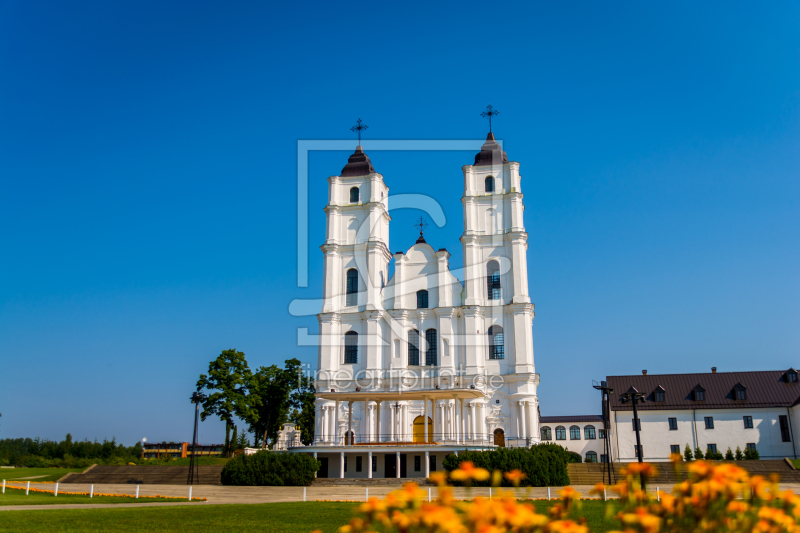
(291, 128), (540, 478)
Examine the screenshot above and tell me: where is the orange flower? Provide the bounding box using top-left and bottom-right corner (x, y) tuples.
(450, 461), (490, 483)
(503, 469), (526, 487)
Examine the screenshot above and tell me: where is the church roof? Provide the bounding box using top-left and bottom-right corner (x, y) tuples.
(473, 132), (508, 166)
(340, 146), (376, 177)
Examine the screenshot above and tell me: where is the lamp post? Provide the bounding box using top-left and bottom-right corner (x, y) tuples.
(619, 387), (646, 490)
(592, 381), (615, 485)
(188, 390), (207, 485)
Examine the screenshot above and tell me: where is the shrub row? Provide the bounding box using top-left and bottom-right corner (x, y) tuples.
(220, 450), (319, 486)
(441, 443), (571, 487)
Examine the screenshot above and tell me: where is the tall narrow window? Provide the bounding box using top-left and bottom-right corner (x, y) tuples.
(346, 269), (358, 306)
(485, 176), (494, 193)
(668, 418), (678, 430)
(780, 415), (791, 442)
(555, 426), (566, 440)
(540, 426), (552, 441)
(584, 425), (596, 439)
(349, 187), (359, 203)
(344, 331), (358, 364)
(408, 330), (420, 366)
(570, 426), (580, 440)
(487, 260), (501, 300)
(743, 416), (753, 429)
(425, 329), (437, 366)
(488, 326), (504, 360)
(704, 417), (714, 429)
(416, 290), (429, 309)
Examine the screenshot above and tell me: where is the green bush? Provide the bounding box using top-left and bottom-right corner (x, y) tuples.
(441, 443), (571, 487)
(220, 450), (319, 486)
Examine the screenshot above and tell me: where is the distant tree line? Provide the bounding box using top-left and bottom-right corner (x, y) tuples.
(0, 434), (143, 467)
(196, 350), (315, 455)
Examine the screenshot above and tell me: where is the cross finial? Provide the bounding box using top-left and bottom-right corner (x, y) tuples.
(414, 216), (429, 236)
(481, 104), (499, 133)
(350, 118), (369, 146)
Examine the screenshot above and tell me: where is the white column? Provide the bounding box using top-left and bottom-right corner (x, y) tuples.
(395, 451), (400, 479)
(390, 403), (396, 441)
(470, 404), (476, 442)
(423, 396), (429, 442)
(364, 400), (369, 442)
(328, 406), (335, 444)
(334, 401), (340, 445)
(348, 401), (354, 445)
(376, 401), (382, 442)
(340, 451), (345, 478)
(519, 401), (527, 443)
(431, 399), (437, 442)
(511, 400), (518, 445)
(425, 450), (430, 478)
(368, 451), (373, 479)
(313, 452), (318, 478)
(478, 403), (486, 443)
(401, 404), (407, 441)
(459, 398), (465, 444)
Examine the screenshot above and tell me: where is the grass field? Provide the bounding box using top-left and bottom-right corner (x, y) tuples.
(0, 500), (618, 533)
(0, 488), (193, 506)
(143, 457), (229, 466)
(0, 467), (85, 482)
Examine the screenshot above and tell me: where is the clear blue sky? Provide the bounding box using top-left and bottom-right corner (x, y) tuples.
(1, 1), (798, 446)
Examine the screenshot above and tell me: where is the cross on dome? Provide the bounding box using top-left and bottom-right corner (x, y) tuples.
(350, 118), (368, 146)
(480, 104), (499, 133)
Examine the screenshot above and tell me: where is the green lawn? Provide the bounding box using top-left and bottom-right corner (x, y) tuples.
(0, 467), (85, 482)
(791, 459), (800, 469)
(0, 500), (618, 533)
(0, 488), (193, 506)
(142, 457), (229, 466)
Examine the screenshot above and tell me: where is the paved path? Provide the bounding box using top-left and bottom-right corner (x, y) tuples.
(4, 481), (800, 511)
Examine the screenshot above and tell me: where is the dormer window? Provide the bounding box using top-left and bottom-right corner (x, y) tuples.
(654, 386), (665, 402)
(692, 385), (706, 401)
(785, 369), (798, 383)
(732, 383), (747, 401)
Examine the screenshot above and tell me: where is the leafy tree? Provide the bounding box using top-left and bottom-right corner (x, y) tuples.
(725, 447), (734, 460)
(735, 446), (744, 460)
(694, 446), (705, 460)
(197, 349), (255, 456)
(290, 365), (316, 445)
(684, 444), (693, 462)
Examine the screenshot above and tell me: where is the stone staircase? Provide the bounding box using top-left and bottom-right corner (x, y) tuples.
(60, 465), (224, 485)
(313, 477), (434, 486)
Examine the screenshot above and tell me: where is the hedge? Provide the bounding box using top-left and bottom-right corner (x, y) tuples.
(441, 443), (571, 487)
(220, 450), (319, 486)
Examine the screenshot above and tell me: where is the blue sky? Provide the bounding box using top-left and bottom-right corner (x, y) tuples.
(1, 1), (798, 445)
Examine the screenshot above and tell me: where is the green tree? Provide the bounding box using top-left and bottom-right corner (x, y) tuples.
(725, 447), (734, 460)
(290, 364), (316, 445)
(235, 430), (251, 449)
(694, 446), (705, 460)
(684, 443), (693, 462)
(197, 349), (254, 456)
(735, 446), (744, 460)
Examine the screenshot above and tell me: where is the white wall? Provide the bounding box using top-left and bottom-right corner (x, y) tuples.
(539, 421), (607, 461)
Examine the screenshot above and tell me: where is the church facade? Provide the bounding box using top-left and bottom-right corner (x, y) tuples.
(296, 131), (540, 478)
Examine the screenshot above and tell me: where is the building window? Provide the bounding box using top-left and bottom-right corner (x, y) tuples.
(655, 391), (665, 402)
(344, 456), (348, 472)
(600, 454), (608, 463)
(584, 425), (596, 439)
(430, 455), (436, 472)
(344, 331), (358, 364)
(356, 456), (362, 472)
(425, 329), (438, 366)
(414, 456), (421, 472)
(668, 418), (678, 431)
(704, 417), (714, 429)
(670, 445), (680, 455)
(569, 426), (581, 440)
(350, 186), (359, 203)
(408, 330), (420, 366)
(634, 445), (643, 459)
(540, 426), (552, 441)
(555, 426), (566, 440)
(416, 290), (429, 309)
(487, 261), (501, 300)
(780, 415), (791, 442)
(485, 176), (494, 193)
(372, 456), (377, 472)
(586, 451), (597, 463)
(787, 371), (798, 383)
(632, 418), (641, 431)
(598, 429), (605, 439)
(746, 443), (757, 452)
(707, 444), (718, 455)
(735, 389), (746, 400)
(743, 416), (753, 429)
(693, 389), (705, 401)
(346, 269), (358, 306)
(488, 326), (504, 360)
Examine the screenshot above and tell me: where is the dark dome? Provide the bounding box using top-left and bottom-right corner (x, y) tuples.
(340, 146), (376, 177)
(473, 132), (508, 166)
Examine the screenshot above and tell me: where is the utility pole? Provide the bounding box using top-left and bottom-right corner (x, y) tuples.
(188, 390), (207, 485)
(619, 387), (647, 491)
(593, 380), (615, 485)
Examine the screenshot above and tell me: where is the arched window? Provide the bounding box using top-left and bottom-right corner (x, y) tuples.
(485, 176), (494, 193)
(584, 425), (596, 439)
(344, 331), (358, 364)
(425, 329), (438, 366)
(346, 269), (358, 306)
(555, 426), (566, 440)
(569, 426), (581, 440)
(408, 329), (420, 366)
(349, 187), (359, 203)
(416, 290), (428, 309)
(540, 426), (552, 441)
(487, 260), (501, 300)
(488, 326), (504, 360)
(586, 451), (598, 463)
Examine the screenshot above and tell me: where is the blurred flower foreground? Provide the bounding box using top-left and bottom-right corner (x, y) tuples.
(314, 458), (800, 533)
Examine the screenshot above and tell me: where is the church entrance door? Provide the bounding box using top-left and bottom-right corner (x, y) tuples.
(318, 457), (329, 478)
(413, 416), (433, 443)
(493, 428), (505, 447)
(384, 454), (408, 478)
